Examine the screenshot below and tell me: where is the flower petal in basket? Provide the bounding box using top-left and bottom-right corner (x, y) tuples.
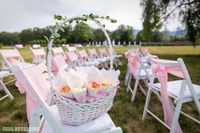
(62, 70), (87, 103)
(99, 69), (120, 93)
(53, 74), (73, 98)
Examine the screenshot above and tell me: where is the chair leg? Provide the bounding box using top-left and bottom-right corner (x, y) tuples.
(29, 112), (41, 133)
(126, 74), (132, 93)
(170, 101), (183, 133)
(142, 88), (152, 120)
(0, 80), (14, 100)
(125, 69), (129, 86)
(131, 79), (139, 102)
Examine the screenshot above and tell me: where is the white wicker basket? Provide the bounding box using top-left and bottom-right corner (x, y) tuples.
(47, 15), (118, 126)
(53, 89), (116, 125)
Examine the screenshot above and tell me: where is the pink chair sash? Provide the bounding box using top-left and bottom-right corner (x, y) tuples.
(125, 49), (142, 77)
(99, 48), (108, 57)
(151, 58), (184, 133)
(14, 63), (50, 122)
(51, 55), (68, 74)
(67, 52), (79, 62)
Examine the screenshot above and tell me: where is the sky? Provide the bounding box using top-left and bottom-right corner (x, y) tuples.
(0, 0), (183, 32)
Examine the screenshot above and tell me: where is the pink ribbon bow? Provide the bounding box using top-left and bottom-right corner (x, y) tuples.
(151, 64), (182, 133)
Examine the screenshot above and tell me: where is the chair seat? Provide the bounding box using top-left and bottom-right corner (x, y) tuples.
(95, 58), (108, 63)
(41, 105), (116, 133)
(153, 80), (200, 98)
(0, 71), (11, 78)
(85, 61), (100, 66)
(115, 55), (122, 58)
(132, 68), (153, 78)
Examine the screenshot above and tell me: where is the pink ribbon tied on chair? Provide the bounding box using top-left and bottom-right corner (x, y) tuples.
(151, 64), (183, 133)
(129, 57), (140, 77)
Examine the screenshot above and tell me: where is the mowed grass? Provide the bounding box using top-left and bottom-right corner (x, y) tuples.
(0, 46), (200, 133)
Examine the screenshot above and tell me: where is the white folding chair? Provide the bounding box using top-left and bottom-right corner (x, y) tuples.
(66, 51), (80, 68)
(15, 44), (23, 49)
(78, 49), (100, 67)
(0, 48), (33, 101)
(106, 48), (122, 66)
(0, 69), (14, 101)
(0, 49), (26, 69)
(142, 58), (200, 133)
(30, 47), (46, 64)
(32, 44), (41, 49)
(98, 48), (112, 61)
(126, 51), (153, 102)
(52, 47), (65, 56)
(51, 55), (69, 75)
(67, 46), (78, 52)
(11, 63), (122, 133)
(88, 49), (108, 69)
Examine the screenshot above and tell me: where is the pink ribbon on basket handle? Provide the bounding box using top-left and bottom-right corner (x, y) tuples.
(151, 64), (182, 133)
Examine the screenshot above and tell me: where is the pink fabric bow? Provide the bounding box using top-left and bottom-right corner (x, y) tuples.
(151, 64), (183, 133)
(129, 57), (140, 77)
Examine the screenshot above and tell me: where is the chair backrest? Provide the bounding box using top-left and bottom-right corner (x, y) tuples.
(52, 47), (65, 56)
(32, 44), (41, 49)
(67, 46), (77, 52)
(11, 63), (51, 121)
(149, 57), (200, 112)
(149, 58), (187, 79)
(51, 55), (68, 74)
(15, 44), (23, 49)
(30, 47), (46, 64)
(66, 51), (80, 67)
(0, 49), (25, 68)
(31, 47), (45, 57)
(126, 49), (150, 78)
(88, 49), (99, 59)
(98, 48), (108, 58)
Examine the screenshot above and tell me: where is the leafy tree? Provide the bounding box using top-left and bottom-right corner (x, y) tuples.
(152, 31), (163, 42)
(70, 22), (94, 43)
(0, 32), (20, 45)
(111, 25), (134, 43)
(58, 25), (73, 43)
(141, 0), (162, 42)
(19, 29), (34, 44)
(155, 0), (200, 44)
(94, 28), (106, 42)
(136, 31), (144, 42)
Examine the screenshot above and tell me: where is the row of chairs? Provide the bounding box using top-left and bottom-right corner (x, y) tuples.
(30, 46), (122, 74)
(0, 47), (122, 133)
(125, 48), (200, 133)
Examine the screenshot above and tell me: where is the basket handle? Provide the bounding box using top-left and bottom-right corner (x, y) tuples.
(46, 16), (115, 93)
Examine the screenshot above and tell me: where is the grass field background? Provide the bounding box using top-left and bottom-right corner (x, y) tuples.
(0, 46), (200, 133)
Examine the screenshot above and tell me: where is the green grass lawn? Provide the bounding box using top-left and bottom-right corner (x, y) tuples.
(0, 46), (200, 133)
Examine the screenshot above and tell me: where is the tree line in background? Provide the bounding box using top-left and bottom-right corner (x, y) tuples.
(1, 0), (199, 46)
(0, 22), (189, 46)
(0, 22), (135, 46)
